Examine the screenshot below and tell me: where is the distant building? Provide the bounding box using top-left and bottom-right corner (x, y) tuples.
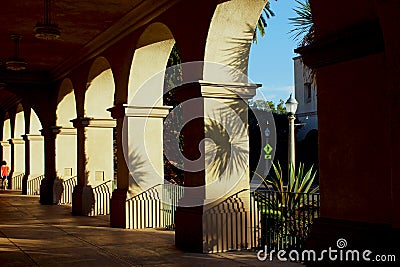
(293, 56), (318, 142)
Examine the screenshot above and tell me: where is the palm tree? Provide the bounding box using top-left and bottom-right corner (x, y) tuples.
(289, 0), (314, 46)
(253, 1), (277, 43)
(289, 0), (316, 84)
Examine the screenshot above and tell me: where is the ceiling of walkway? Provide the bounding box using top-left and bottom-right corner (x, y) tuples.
(0, 0), (178, 113)
(0, 1), (140, 75)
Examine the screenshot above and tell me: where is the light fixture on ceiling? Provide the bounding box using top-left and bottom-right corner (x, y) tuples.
(34, 0), (61, 40)
(6, 35), (28, 71)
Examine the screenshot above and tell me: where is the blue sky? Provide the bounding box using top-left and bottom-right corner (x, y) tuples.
(248, 0), (299, 104)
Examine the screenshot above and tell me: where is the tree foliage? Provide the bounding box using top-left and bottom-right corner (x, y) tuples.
(289, 0), (317, 92)
(249, 99), (287, 114)
(164, 44), (184, 185)
(253, 1), (277, 43)
(289, 0), (314, 46)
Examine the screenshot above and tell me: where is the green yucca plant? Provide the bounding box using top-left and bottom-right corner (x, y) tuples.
(266, 162), (318, 204)
(255, 162), (319, 249)
(260, 162), (319, 215)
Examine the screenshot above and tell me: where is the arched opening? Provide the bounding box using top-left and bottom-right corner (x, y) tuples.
(201, 0), (270, 190)
(12, 104), (25, 177)
(128, 22), (175, 105)
(125, 22), (175, 193)
(29, 109), (42, 135)
(2, 113), (12, 168)
(28, 108), (44, 178)
(203, 0), (267, 82)
(84, 57), (115, 188)
(56, 78), (77, 179)
(14, 104), (24, 137)
(174, 0), (271, 253)
(113, 22), (176, 229)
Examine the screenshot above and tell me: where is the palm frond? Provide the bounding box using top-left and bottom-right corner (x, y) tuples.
(253, 1), (277, 43)
(289, 0), (314, 46)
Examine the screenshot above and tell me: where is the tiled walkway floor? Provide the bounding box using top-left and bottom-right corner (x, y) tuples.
(0, 190), (303, 267)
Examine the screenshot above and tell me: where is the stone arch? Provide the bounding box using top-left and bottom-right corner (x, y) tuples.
(84, 57), (116, 187)
(85, 57), (115, 118)
(173, 1), (267, 251)
(12, 103), (25, 176)
(2, 113), (12, 165)
(30, 108), (42, 134)
(128, 22), (175, 105)
(14, 104), (24, 138)
(56, 78), (77, 178)
(203, 0), (267, 82)
(125, 22), (175, 192)
(57, 78), (76, 127)
(28, 107), (44, 177)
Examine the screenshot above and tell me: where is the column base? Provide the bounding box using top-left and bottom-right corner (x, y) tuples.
(175, 206), (204, 252)
(110, 188), (128, 228)
(22, 174), (28, 195)
(72, 185), (95, 215)
(304, 218), (400, 266)
(175, 200), (251, 253)
(52, 178), (63, 204)
(40, 177), (54, 205)
(7, 171), (13, 190)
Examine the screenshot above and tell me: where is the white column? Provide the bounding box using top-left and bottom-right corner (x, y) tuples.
(1, 141), (11, 165)
(71, 117), (116, 215)
(23, 134), (44, 178)
(108, 104), (170, 227)
(175, 81), (257, 253)
(10, 138), (25, 176)
(55, 127), (77, 178)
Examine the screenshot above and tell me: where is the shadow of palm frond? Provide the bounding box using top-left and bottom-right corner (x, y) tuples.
(204, 103), (250, 181)
(127, 150), (152, 191)
(221, 27), (255, 82)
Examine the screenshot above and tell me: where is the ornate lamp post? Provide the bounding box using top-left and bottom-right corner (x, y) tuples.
(285, 93), (298, 177)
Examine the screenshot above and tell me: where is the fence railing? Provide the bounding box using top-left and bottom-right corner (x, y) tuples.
(27, 175), (45, 195)
(161, 184), (184, 229)
(126, 184), (162, 229)
(89, 180), (112, 216)
(59, 176), (77, 205)
(250, 190), (320, 251)
(203, 189), (250, 253)
(11, 173), (24, 190)
(126, 183), (184, 229)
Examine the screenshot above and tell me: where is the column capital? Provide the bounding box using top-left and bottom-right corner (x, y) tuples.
(108, 104), (172, 119)
(1, 141), (11, 147)
(52, 126), (77, 135)
(71, 117), (116, 128)
(124, 105), (171, 118)
(71, 117), (91, 128)
(40, 127), (59, 138)
(173, 80), (260, 102)
(22, 134), (44, 141)
(199, 80), (260, 100)
(107, 104), (125, 119)
(9, 138), (24, 145)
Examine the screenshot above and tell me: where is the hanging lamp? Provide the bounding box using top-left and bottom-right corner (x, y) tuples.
(6, 35), (28, 71)
(34, 0), (61, 40)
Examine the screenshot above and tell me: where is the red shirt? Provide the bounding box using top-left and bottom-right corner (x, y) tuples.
(1, 166), (10, 177)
